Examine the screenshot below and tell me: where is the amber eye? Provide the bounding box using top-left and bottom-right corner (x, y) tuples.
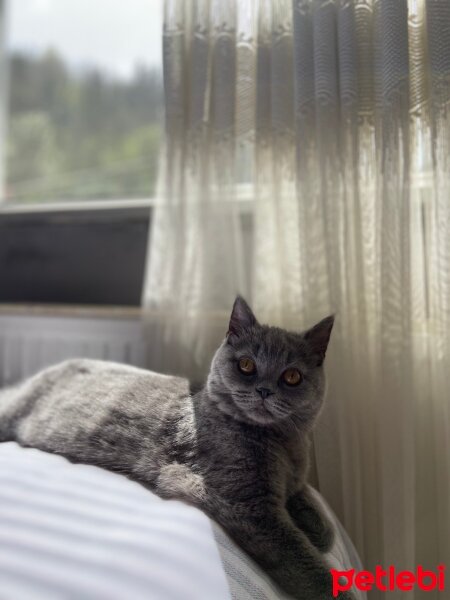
(238, 357), (256, 375)
(282, 368), (302, 386)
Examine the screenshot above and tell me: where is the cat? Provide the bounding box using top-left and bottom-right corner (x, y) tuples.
(0, 297), (353, 600)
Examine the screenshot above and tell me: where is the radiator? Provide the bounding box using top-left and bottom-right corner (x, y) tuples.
(0, 313), (147, 387)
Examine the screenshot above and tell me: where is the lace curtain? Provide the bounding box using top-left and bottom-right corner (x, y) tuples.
(143, 0), (450, 594)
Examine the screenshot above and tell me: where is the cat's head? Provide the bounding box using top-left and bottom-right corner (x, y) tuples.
(207, 296), (334, 430)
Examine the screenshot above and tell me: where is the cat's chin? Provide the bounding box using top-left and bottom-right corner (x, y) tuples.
(240, 404), (284, 427)
(245, 412), (279, 426)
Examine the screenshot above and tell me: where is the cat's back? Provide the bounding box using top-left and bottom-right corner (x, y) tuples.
(0, 359), (190, 454)
(40, 358), (190, 411)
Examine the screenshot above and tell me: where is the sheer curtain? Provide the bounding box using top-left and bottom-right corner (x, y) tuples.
(142, 0), (250, 380)
(143, 0), (450, 594)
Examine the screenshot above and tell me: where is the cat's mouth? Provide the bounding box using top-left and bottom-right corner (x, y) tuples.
(244, 400), (280, 425)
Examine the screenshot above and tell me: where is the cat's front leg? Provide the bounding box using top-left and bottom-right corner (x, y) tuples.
(286, 487), (334, 553)
(219, 507), (353, 600)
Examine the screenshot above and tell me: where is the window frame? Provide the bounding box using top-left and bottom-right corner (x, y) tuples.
(0, 2), (159, 307)
(0, 2), (258, 308)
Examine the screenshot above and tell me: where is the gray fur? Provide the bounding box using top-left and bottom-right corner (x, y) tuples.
(0, 297), (352, 600)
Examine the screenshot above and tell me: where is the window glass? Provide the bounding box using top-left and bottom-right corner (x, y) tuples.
(2, 0), (163, 204)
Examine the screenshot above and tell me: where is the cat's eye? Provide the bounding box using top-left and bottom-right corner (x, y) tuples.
(238, 357), (256, 375)
(282, 368), (302, 386)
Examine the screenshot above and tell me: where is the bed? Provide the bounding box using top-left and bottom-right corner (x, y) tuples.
(0, 442), (365, 600)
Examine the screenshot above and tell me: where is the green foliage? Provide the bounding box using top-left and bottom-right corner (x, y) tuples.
(6, 50), (164, 203)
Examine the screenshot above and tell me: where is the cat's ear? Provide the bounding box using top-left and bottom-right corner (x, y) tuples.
(303, 315), (334, 366)
(227, 296), (257, 339)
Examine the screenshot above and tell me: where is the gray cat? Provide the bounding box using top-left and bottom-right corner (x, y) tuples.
(0, 297), (352, 600)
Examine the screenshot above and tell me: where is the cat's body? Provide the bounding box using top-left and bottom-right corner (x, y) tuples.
(0, 298), (353, 600)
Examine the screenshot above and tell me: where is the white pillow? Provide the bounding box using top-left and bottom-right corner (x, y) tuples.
(0, 443), (364, 600)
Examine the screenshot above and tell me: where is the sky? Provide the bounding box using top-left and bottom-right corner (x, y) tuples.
(7, 0), (163, 79)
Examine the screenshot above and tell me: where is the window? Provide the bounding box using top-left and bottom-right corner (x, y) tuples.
(0, 0), (163, 205)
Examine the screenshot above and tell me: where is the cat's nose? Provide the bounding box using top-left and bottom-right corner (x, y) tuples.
(256, 387), (274, 400)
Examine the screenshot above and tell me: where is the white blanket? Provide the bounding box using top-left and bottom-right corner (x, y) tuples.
(0, 443), (365, 600)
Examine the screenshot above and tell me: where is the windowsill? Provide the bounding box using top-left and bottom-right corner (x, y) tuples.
(0, 189), (256, 216)
(0, 197), (153, 215)
(0, 303), (142, 320)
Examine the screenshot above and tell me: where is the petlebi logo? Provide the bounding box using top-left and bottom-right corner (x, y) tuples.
(331, 565), (445, 597)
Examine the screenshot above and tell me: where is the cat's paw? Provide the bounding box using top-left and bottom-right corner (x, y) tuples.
(305, 521), (334, 553)
(286, 491), (335, 553)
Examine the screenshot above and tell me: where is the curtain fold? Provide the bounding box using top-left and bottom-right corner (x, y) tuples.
(143, 1), (450, 594)
(143, 0), (249, 380)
